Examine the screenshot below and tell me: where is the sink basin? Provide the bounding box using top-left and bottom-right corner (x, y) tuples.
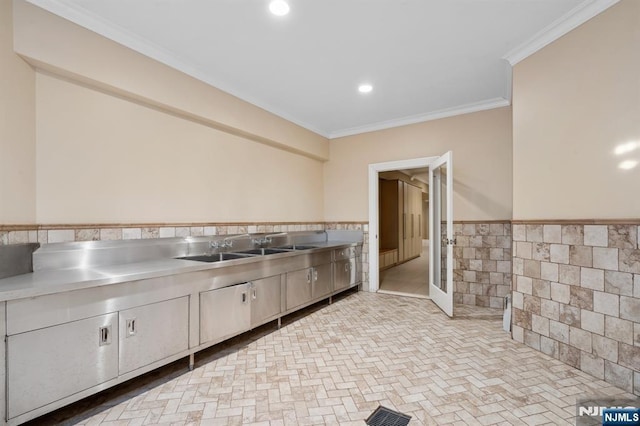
(236, 248), (291, 256)
(176, 253), (254, 262)
(274, 245), (318, 250)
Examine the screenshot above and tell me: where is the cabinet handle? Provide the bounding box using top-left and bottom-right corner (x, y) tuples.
(344, 263), (349, 272)
(306, 269), (311, 283)
(249, 282), (257, 300)
(411, 213), (414, 237)
(126, 318), (136, 337)
(242, 292), (247, 303)
(313, 268), (318, 281)
(403, 213), (406, 240)
(99, 325), (111, 346)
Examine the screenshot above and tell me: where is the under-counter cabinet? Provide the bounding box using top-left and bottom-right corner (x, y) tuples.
(333, 247), (362, 292)
(7, 313), (119, 419)
(119, 297), (189, 375)
(250, 275), (283, 328)
(286, 263), (332, 311)
(200, 275), (283, 345)
(200, 283), (251, 345)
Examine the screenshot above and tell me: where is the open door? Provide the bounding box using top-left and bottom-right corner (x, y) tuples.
(429, 151), (454, 317)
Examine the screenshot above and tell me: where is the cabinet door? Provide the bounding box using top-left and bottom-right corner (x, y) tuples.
(335, 258), (361, 292)
(403, 182), (413, 260)
(200, 283), (251, 345)
(250, 275), (282, 328)
(119, 297), (189, 375)
(413, 185), (423, 256)
(333, 259), (351, 291)
(7, 313), (118, 419)
(312, 263), (333, 299)
(286, 268), (313, 310)
(397, 180), (405, 262)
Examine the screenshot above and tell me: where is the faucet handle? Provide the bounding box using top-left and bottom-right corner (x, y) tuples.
(210, 240), (229, 249)
(251, 237), (269, 247)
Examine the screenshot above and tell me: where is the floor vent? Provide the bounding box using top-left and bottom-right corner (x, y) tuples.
(365, 405), (411, 426)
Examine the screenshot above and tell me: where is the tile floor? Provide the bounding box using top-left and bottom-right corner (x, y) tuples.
(33, 290), (636, 425)
(379, 241), (429, 298)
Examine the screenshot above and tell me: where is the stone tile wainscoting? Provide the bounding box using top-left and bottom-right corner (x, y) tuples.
(453, 221), (512, 308)
(0, 222), (369, 287)
(511, 222), (640, 395)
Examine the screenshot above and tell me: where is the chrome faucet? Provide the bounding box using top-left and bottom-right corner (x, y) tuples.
(210, 233), (250, 250)
(251, 232), (288, 247)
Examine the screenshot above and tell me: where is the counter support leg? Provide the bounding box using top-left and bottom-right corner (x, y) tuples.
(188, 353), (194, 371)
(277, 317), (281, 329)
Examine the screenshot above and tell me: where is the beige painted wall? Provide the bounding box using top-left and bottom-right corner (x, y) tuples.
(35, 73), (324, 224)
(513, 0), (640, 219)
(13, 0), (329, 161)
(324, 107), (513, 221)
(0, 0), (35, 224)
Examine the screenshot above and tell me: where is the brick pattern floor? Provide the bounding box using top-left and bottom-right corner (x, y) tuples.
(37, 291), (635, 425)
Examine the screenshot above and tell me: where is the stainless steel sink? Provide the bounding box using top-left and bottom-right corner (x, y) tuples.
(274, 245), (318, 250)
(236, 248), (291, 255)
(176, 253), (254, 262)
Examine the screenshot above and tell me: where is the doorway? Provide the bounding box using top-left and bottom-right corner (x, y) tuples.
(367, 153), (454, 317)
(377, 169), (429, 298)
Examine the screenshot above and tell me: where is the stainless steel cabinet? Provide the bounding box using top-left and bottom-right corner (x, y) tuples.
(200, 283), (251, 345)
(285, 268), (312, 310)
(286, 263), (332, 310)
(334, 258), (356, 291)
(312, 263), (332, 299)
(201, 275), (283, 344)
(7, 313), (119, 419)
(250, 275), (282, 328)
(333, 246), (362, 293)
(119, 297), (189, 375)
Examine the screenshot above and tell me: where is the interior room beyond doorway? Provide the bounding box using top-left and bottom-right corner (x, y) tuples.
(377, 169), (429, 298)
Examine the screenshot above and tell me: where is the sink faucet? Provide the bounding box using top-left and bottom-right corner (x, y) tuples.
(210, 233), (250, 250)
(251, 232), (288, 247)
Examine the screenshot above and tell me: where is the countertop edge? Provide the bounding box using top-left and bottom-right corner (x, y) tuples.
(0, 241), (362, 302)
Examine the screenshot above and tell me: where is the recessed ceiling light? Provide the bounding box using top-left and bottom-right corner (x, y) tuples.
(269, 0), (290, 16)
(358, 84), (373, 94)
(614, 141), (638, 155)
(618, 160), (638, 170)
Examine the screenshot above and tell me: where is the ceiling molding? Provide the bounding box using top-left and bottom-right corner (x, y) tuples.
(502, 0), (620, 66)
(25, 0), (331, 138)
(329, 97), (510, 139)
(25, 0), (585, 139)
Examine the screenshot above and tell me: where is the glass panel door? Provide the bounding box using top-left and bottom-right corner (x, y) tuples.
(429, 151), (453, 317)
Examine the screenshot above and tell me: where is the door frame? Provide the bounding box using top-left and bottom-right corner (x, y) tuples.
(367, 156), (438, 293)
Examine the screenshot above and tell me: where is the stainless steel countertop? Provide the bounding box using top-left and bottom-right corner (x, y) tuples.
(0, 241), (360, 302)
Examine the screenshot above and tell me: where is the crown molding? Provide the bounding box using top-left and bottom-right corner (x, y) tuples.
(503, 0), (620, 66)
(25, 0), (331, 138)
(328, 97), (510, 139)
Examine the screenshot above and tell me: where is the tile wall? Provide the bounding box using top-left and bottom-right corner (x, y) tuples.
(0, 223), (328, 245)
(511, 223), (640, 395)
(5, 219), (637, 395)
(453, 222), (513, 308)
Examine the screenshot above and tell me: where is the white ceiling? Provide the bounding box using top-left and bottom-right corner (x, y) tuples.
(28, 0), (616, 138)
